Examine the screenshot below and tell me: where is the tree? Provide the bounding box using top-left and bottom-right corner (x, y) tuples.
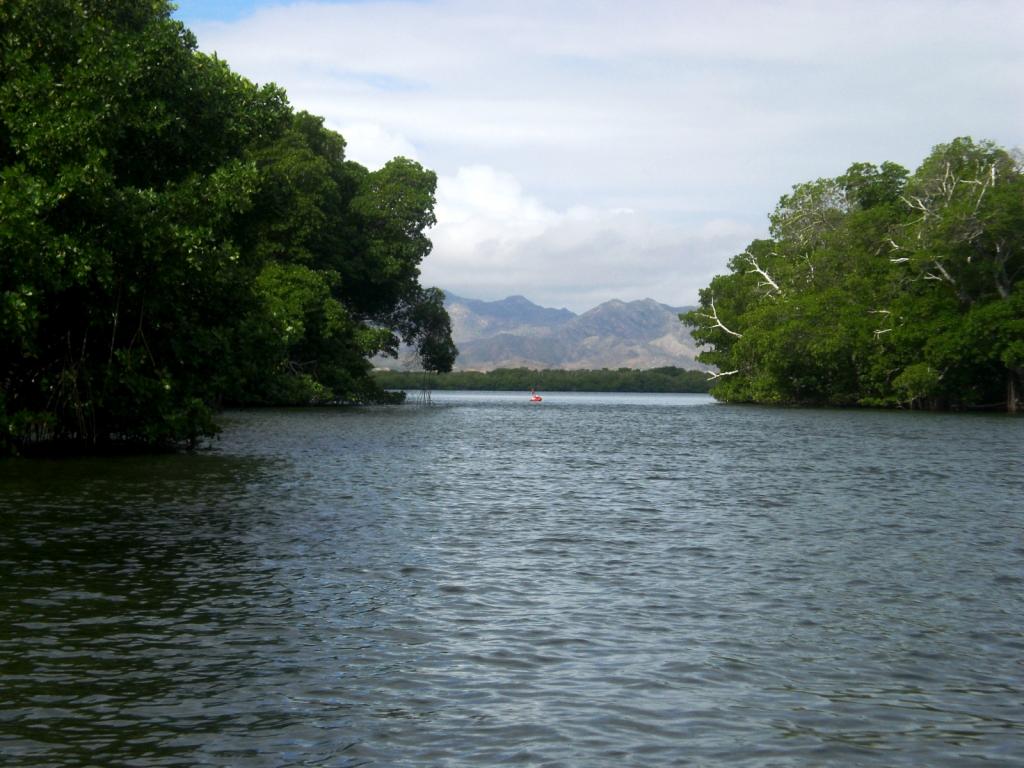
(888, 138), (1024, 410)
(390, 287), (458, 374)
(1, 0), (457, 453)
(232, 115), (450, 401)
(1, 0), (286, 447)
(683, 139), (1022, 411)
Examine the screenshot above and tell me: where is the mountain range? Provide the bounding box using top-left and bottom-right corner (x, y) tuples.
(381, 292), (710, 371)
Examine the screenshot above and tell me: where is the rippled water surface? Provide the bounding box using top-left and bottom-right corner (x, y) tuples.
(2, 392), (1023, 766)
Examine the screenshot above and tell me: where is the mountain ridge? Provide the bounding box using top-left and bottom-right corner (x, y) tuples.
(381, 292), (708, 371)
(443, 291), (576, 342)
(372, 290), (708, 370)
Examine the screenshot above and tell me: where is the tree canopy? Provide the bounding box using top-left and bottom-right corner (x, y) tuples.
(1, 0), (456, 453)
(683, 138), (1024, 412)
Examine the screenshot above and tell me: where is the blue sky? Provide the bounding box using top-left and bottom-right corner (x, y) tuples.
(172, 1), (1024, 312)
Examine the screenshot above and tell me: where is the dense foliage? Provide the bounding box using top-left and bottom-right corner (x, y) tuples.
(1, 0), (455, 453)
(373, 367), (713, 393)
(684, 138), (1023, 411)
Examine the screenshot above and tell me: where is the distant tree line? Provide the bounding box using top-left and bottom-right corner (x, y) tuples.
(1, 0), (456, 453)
(373, 367), (713, 393)
(684, 138), (1023, 411)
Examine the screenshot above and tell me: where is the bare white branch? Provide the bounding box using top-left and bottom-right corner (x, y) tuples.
(697, 295), (743, 338)
(972, 162), (997, 214)
(870, 308), (894, 338)
(741, 251), (782, 296)
(901, 195), (931, 214)
(941, 161), (958, 202)
(706, 369), (739, 380)
(931, 261), (957, 286)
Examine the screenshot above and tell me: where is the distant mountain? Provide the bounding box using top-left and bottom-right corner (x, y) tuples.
(378, 292), (708, 371)
(444, 292), (575, 341)
(449, 295), (708, 371)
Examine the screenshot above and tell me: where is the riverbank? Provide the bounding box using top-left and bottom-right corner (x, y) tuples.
(372, 366), (713, 393)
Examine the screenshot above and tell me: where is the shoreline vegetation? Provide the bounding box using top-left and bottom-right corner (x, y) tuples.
(3, 8), (1020, 456)
(372, 367), (714, 394)
(1, 1), (456, 455)
(685, 138), (1023, 413)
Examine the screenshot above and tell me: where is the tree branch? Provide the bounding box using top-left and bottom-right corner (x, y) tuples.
(697, 295), (743, 338)
(742, 251), (782, 296)
(870, 309), (893, 338)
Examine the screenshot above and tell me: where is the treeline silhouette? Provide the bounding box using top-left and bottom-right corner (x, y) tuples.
(374, 367), (712, 393)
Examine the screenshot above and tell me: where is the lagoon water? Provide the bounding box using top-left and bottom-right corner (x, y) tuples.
(2, 392), (1023, 767)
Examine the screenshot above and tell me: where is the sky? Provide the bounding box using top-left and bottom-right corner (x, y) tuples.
(172, 0), (1024, 312)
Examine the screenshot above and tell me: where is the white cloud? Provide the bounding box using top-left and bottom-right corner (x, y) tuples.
(185, 0), (1024, 309)
(423, 165), (756, 312)
(333, 122), (419, 168)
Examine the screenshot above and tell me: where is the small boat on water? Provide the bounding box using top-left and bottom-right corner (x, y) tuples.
(530, 388), (543, 403)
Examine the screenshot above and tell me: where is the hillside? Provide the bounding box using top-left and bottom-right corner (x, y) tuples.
(379, 293), (708, 371)
(445, 293), (575, 341)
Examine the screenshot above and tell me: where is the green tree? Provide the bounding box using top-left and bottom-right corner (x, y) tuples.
(887, 138), (1024, 410)
(1, 0), (287, 448)
(684, 139), (1022, 412)
(1, 0), (457, 453)
(233, 113), (451, 401)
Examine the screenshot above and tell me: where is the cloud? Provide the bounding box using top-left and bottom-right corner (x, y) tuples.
(184, 0), (1024, 309)
(423, 165), (757, 312)
(334, 122), (419, 169)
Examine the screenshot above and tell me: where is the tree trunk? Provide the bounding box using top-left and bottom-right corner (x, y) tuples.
(1009, 368), (1023, 414)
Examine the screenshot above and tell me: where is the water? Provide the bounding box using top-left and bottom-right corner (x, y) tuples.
(2, 392), (1023, 767)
